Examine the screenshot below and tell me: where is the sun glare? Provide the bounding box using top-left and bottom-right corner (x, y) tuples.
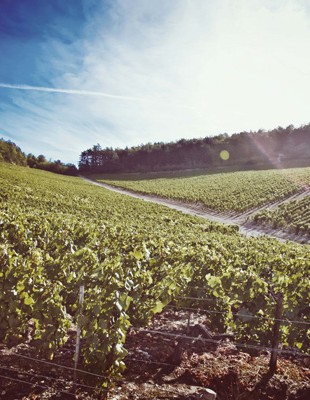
(220, 150), (230, 161)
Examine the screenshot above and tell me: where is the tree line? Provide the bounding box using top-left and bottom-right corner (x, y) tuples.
(0, 138), (78, 176)
(79, 124), (310, 174)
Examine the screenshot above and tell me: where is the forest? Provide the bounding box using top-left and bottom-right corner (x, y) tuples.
(79, 124), (310, 173)
(0, 138), (78, 175)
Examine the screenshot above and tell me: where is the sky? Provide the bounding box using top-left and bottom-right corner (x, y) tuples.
(0, 0), (310, 165)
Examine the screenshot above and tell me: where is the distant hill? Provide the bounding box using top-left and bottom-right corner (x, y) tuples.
(79, 123), (310, 173)
(0, 138), (77, 176)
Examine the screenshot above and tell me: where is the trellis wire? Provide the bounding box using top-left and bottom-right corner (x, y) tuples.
(168, 303), (310, 326)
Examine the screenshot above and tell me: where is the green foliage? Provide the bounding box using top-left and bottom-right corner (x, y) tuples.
(79, 123), (310, 173)
(33, 159), (78, 176)
(97, 167), (310, 213)
(0, 138), (27, 166)
(178, 235), (310, 350)
(26, 154), (78, 176)
(0, 163), (309, 388)
(252, 195), (310, 236)
(0, 138), (77, 175)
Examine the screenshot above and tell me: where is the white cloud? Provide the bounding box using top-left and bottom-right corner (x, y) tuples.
(1, 0), (310, 164)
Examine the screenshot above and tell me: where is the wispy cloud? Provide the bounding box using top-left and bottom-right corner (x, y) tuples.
(0, 82), (195, 109)
(1, 0), (310, 164)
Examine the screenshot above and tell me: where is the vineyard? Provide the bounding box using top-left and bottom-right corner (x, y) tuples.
(251, 195), (310, 237)
(0, 163), (309, 398)
(96, 167), (310, 213)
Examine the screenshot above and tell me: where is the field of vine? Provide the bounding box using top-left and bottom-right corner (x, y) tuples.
(251, 195), (310, 236)
(96, 167), (310, 213)
(1, 163), (309, 390)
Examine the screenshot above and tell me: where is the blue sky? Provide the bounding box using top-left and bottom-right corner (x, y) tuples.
(1, 0), (310, 165)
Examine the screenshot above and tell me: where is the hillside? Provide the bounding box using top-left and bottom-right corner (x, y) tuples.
(93, 167), (310, 242)
(94, 167), (310, 214)
(250, 192), (310, 237)
(0, 163), (309, 399)
(0, 138), (77, 175)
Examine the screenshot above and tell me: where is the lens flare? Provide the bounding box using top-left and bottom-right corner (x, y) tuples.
(220, 150), (230, 161)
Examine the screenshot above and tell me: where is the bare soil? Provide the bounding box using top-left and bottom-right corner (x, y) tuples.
(1, 310), (309, 400)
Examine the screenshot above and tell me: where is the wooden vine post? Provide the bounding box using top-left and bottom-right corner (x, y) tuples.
(74, 284), (85, 389)
(269, 292), (283, 375)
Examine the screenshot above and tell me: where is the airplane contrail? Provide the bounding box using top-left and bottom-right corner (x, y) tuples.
(0, 82), (195, 110)
(0, 83), (143, 101)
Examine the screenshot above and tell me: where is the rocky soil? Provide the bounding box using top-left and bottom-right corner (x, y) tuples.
(1, 309), (309, 400)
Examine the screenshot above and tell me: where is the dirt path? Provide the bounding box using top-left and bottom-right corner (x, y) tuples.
(81, 176), (310, 245)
